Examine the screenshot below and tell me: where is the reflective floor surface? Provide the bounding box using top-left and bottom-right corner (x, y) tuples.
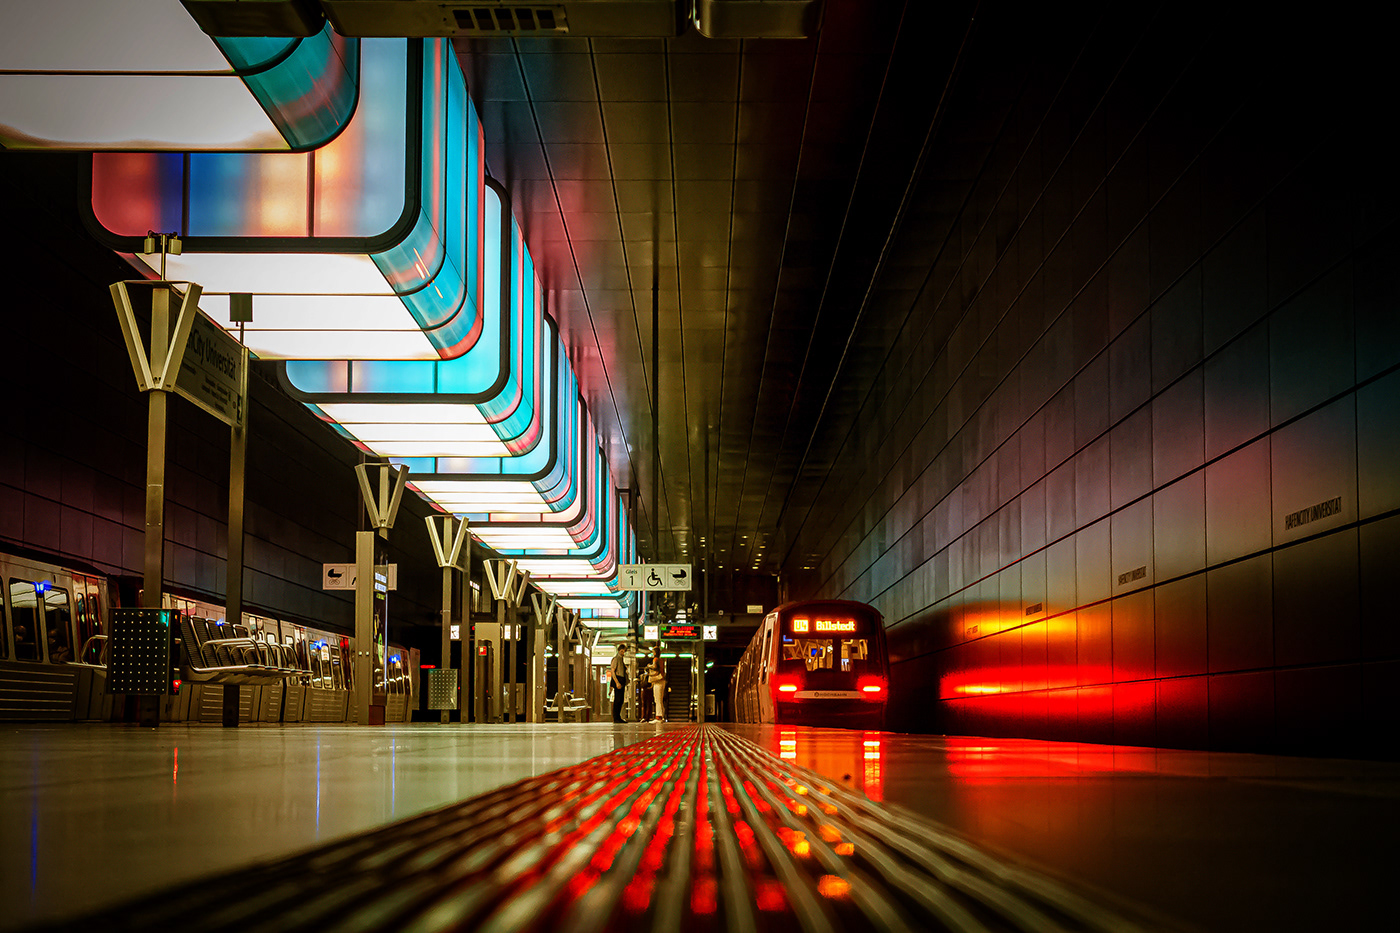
(729, 726), (1400, 931)
(0, 722), (663, 930)
(3, 723), (1397, 931)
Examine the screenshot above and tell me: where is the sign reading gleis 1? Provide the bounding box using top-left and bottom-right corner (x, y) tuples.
(791, 618), (857, 634)
(618, 564), (692, 591)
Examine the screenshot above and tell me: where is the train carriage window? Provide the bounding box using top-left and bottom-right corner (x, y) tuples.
(782, 638), (872, 673)
(8, 580), (42, 661)
(43, 586), (74, 663)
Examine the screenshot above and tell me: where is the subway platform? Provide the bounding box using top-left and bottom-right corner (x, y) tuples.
(2, 724), (1395, 931)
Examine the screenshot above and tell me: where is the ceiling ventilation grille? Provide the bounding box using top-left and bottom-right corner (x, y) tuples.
(452, 5), (569, 33)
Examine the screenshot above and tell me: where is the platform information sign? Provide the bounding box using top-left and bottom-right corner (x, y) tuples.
(323, 563), (397, 590)
(618, 563), (692, 591)
(171, 309), (245, 427)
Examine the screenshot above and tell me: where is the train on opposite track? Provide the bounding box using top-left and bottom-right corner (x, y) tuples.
(0, 548), (416, 724)
(731, 599), (888, 730)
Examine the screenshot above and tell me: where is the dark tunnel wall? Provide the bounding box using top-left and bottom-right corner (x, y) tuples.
(797, 7), (1399, 756)
(0, 155), (449, 648)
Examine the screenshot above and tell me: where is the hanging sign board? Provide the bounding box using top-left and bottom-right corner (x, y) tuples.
(323, 563), (397, 590)
(111, 281), (245, 427)
(618, 563), (692, 591)
(171, 308), (246, 428)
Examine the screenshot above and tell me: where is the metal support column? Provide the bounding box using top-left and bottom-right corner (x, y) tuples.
(222, 346), (249, 728)
(353, 530), (374, 726)
(140, 288), (169, 728)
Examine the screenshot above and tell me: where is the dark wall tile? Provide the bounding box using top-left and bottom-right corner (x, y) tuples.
(1269, 264), (1354, 425)
(1204, 321), (1269, 460)
(1207, 554), (1273, 673)
(1156, 573), (1207, 677)
(1276, 661), (1360, 756)
(1202, 211), (1267, 355)
(1152, 368), (1203, 485)
(1359, 516), (1400, 662)
(1110, 407), (1152, 509)
(1361, 661), (1400, 759)
(1353, 231), (1400, 382)
(1113, 589), (1155, 681)
(1273, 529), (1359, 667)
(1357, 370), (1400, 519)
(1109, 314), (1151, 423)
(1075, 437), (1110, 525)
(1208, 670), (1275, 752)
(1076, 521), (1111, 606)
(1154, 472), (1205, 582)
(1266, 154), (1353, 307)
(1157, 674), (1208, 750)
(1150, 266), (1203, 393)
(1205, 437), (1272, 565)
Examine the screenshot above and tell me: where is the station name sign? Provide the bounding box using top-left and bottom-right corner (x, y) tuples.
(791, 618), (857, 634)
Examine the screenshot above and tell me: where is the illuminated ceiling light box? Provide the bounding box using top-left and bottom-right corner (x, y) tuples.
(84, 38), (485, 362)
(508, 511), (638, 602)
(0, 1), (355, 150)
(287, 312), (574, 521)
(492, 444), (626, 576)
(281, 199), (552, 471)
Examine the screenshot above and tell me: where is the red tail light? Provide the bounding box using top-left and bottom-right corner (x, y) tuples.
(776, 677), (801, 694)
(857, 676), (885, 696)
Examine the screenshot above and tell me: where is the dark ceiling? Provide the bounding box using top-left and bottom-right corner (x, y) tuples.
(453, 0), (982, 579)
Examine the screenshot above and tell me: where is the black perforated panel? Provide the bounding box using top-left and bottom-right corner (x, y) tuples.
(107, 609), (176, 695)
(428, 668), (459, 709)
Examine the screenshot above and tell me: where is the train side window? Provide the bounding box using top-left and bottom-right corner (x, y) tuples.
(8, 580), (42, 661)
(44, 586), (74, 663)
(759, 624), (773, 682)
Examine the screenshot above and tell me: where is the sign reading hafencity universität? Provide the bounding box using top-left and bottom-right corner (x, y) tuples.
(172, 309), (245, 427)
(111, 280), (247, 428)
(618, 563), (692, 591)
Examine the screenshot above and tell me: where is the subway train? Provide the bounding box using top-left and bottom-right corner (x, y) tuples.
(0, 549), (416, 724)
(731, 599), (888, 729)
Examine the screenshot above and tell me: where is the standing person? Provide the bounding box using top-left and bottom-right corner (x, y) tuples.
(609, 646), (630, 723)
(648, 647), (667, 723)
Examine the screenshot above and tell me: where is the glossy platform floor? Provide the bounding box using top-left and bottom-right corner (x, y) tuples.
(2, 724), (1396, 931)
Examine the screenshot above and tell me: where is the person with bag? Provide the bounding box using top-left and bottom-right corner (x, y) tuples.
(609, 646), (631, 723)
(647, 647), (667, 723)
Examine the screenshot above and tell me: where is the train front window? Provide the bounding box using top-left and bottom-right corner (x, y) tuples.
(8, 580), (41, 661)
(781, 638), (872, 674)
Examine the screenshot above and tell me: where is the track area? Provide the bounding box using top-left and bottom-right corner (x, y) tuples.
(32, 726), (1155, 933)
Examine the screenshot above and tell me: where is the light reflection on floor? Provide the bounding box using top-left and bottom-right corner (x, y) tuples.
(723, 725), (1400, 932)
(0, 722), (668, 931)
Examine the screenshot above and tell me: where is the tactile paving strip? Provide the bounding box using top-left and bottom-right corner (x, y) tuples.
(37, 726), (1160, 932)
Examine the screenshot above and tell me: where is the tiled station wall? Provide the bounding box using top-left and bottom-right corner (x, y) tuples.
(0, 155), (446, 642)
(798, 9), (1399, 755)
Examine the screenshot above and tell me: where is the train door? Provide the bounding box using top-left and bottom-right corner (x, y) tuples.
(757, 614), (777, 723)
(73, 574), (105, 664)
